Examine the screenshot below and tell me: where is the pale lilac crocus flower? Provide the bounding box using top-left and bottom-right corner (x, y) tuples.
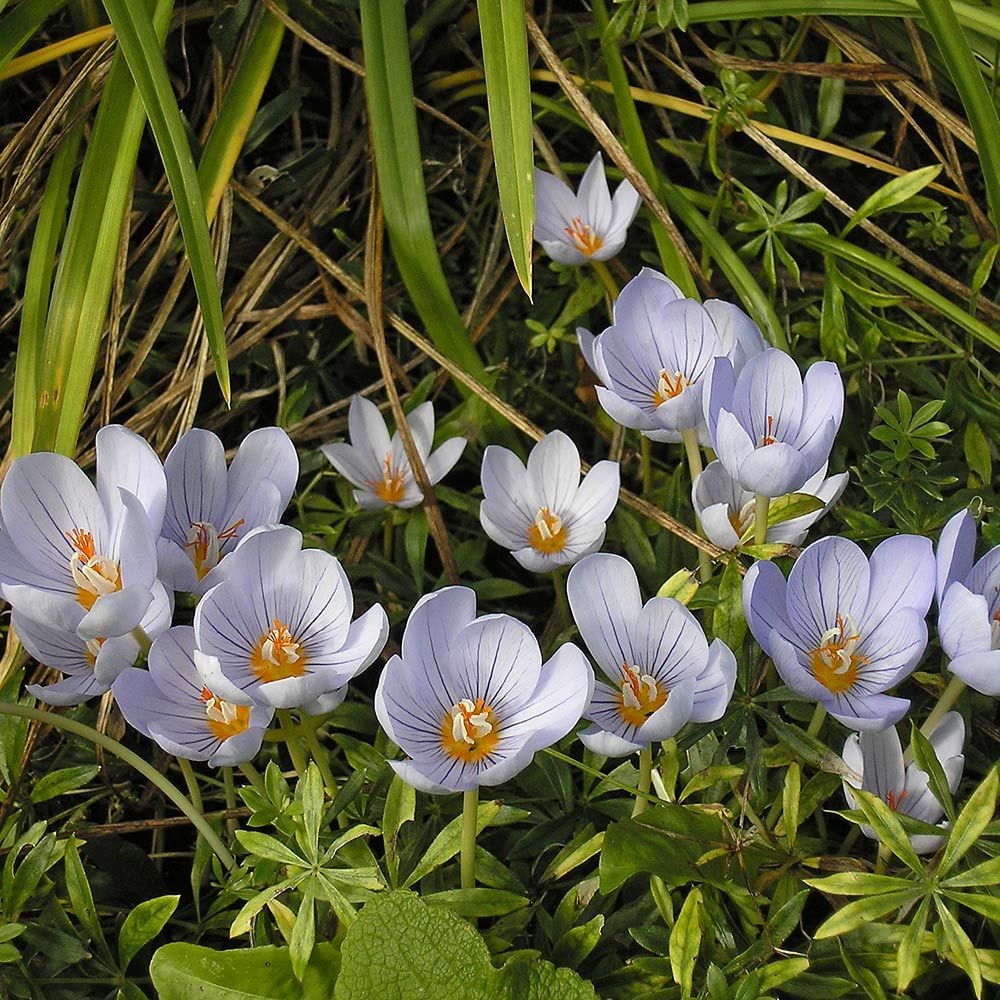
(743, 535), (935, 730)
(479, 431), (620, 573)
(22, 582), (172, 706)
(322, 395), (466, 511)
(566, 553), (735, 756)
(193, 526), (388, 714)
(936, 508), (1000, 694)
(157, 427), (298, 596)
(705, 348), (844, 497)
(842, 712), (964, 853)
(374, 587), (594, 793)
(577, 268), (767, 443)
(692, 460), (848, 551)
(0, 426), (165, 639)
(534, 152), (640, 265)
(113, 627), (273, 766)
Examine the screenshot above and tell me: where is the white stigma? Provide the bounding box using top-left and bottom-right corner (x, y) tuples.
(70, 553), (119, 599)
(533, 509), (563, 540)
(204, 694), (240, 726)
(260, 623), (301, 667)
(621, 670), (659, 709)
(449, 700), (493, 745)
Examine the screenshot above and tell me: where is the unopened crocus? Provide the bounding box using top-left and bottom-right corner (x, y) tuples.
(577, 268), (766, 443)
(157, 427), (298, 595)
(113, 627), (273, 766)
(374, 587), (594, 793)
(743, 535), (935, 730)
(936, 508), (1000, 694)
(693, 460), (848, 551)
(534, 152), (640, 265)
(193, 526), (388, 714)
(704, 348), (844, 497)
(322, 395), (466, 511)
(22, 581), (172, 706)
(566, 553), (735, 756)
(479, 431), (619, 573)
(0, 426), (165, 639)
(842, 712), (964, 853)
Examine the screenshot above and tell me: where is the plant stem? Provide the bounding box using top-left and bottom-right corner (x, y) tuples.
(130, 626), (152, 656)
(753, 493), (770, 546)
(178, 758), (203, 814)
(301, 716), (338, 797)
(903, 674), (967, 765)
(461, 787), (479, 890)
(0, 703), (234, 869)
(806, 703), (827, 738)
(592, 259), (619, 306)
(633, 745), (653, 817)
(222, 766), (237, 842)
(238, 761), (266, 793)
(276, 710), (309, 778)
(383, 513), (394, 561)
(680, 426), (712, 583)
(640, 435), (652, 495)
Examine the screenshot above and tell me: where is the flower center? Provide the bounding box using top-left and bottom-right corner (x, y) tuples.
(250, 618), (307, 683)
(200, 686), (251, 741)
(885, 788), (909, 812)
(761, 415), (777, 446)
(617, 662), (667, 728)
(526, 507), (567, 555)
(366, 453), (407, 504)
(991, 609), (1000, 651)
(84, 637), (104, 668)
(652, 369), (690, 407)
(184, 518), (245, 580)
(440, 698), (499, 762)
(808, 614), (868, 694)
(564, 216), (604, 257)
(67, 529), (122, 611)
(728, 499), (756, 539)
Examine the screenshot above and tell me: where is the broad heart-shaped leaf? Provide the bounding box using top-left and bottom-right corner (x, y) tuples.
(150, 941), (341, 999)
(477, 0), (533, 297)
(333, 890), (595, 1000)
(119, 895), (179, 972)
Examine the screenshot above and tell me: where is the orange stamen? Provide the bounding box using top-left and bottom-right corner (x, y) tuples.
(564, 216), (605, 257)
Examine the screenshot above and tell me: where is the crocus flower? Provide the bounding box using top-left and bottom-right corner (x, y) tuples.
(113, 627), (273, 766)
(936, 508), (1000, 694)
(374, 587), (594, 793)
(842, 712), (964, 853)
(743, 535), (935, 730)
(534, 152), (640, 265)
(577, 268), (766, 443)
(322, 395), (466, 511)
(157, 427), (298, 595)
(704, 348), (844, 497)
(22, 581), (172, 706)
(692, 460), (848, 551)
(192, 526), (388, 714)
(566, 553), (736, 756)
(479, 431), (619, 573)
(0, 426), (165, 639)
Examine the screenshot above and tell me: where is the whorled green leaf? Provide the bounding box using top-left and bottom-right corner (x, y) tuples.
(422, 887), (528, 918)
(812, 889), (921, 939)
(841, 164), (943, 236)
(896, 894), (931, 993)
(938, 767), (998, 877)
(382, 775), (416, 888)
(669, 887), (703, 999)
(29, 764), (99, 804)
(850, 788), (925, 875)
(477, 0), (533, 297)
(937, 900), (983, 997)
(804, 871), (915, 896)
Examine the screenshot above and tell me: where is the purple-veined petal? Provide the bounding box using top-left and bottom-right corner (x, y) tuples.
(631, 596), (709, 689)
(322, 442), (379, 491)
(577, 152), (613, 234)
(300, 686), (349, 717)
(77, 585), (152, 640)
(481, 446), (538, 526)
(96, 425), (166, 535)
(947, 649), (1000, 695)
(425, 437), (466, 486)
(825, 692), (909, 732)
(769, 632), (830, 701)
(162, 429), (228, 544)
(741, 560), (795, 657)
(539, 239), (587, 266)
(856, 726), (905, 803)
(936, 508), (977, 606)
(967, 547), (1000, 611)
(92, 633), (142, 685)
(792, 361), (844, 458)
(480, 502), (528, 551)
(273, 549), (353, 654)
(2, 584), (83, 633)
(689, 639), (737, 723)
(735, 442), (809, 497)
(388, 756), (478, 795)
(400, 587), (478, 695)
(856, 608), (927, 691)
(635, 676), (695, 742)
(578, 725), (644, 757)
(115, 490), (159, 590)
(206, 726), (270, 767)
(731, 349), (804, 451)
(711, 410), (755, 483)
(595, 385), (658, 432)
(704, 356), (737, 443)
(577, 327), (600, 376)
(609, 177), (641, 235)
(534, 168), (578, 243)
(568, 460), (620, 526)
(375, 653), (451, 760)
(27, 671), (107, 706)
(156, 537), (201, 593)
(527, 431), (581, 514)
(864, 534), (935, 626)
(225, 427), (298, 520)
(704, 299), (766, 363)
(302, 603), (388, 683)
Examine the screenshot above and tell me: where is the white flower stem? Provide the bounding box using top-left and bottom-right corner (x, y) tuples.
(806, 704), (827, 738)
(222, 766), (238, 842)
(130, 626), (152, 656)
(277, 709), (309, 778)
(302, 715), (338, 797)
(461, 787), (479, 890)
(238, 761), (266, 794)
(633, 745), (653, 817)
(753, 493), (770, 547)
(681, 427), (712, 583)
(903, 674), (967, 765)
(592, 260), (619, 308)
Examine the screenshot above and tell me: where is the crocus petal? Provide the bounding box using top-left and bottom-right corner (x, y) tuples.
(856, 608), (927, 691)
(703, 299), (766, 364)
(156, 537), (201, 593)
(769, 633), (831, 701)
(96, 425), (166, 534)
(569, 460), (620, 526)
(348, 395), (392, 478)
(300, 686), (349, 717)
(424, 437), (466, 486)
(225, 426), (299, 521)
(792, 362), (844, 462)
(481, 446), (538, 526)
(735, 442), (809, 497)
(273, 549), (353, 652)
(2, 585), (83, 633)
(322, 442), (379, 491)
(566, 553), (642, 678)
(115, 489), (159, 590)
(400, 587), (478, 690)
(769, 470), (848, 545)
(93, 633), (143, 685)
(375, 653), (450, 759)
(162, 429), (228, 544)
(577, 152), (613, 233)
(206, 726), (269, 767)
(14, 611), (95, 674)
(689, 639), (737, 723)
(77, 585), (152, 640)
(405, 403), (435, 459)
(928, 710), (966, 765)
(825, 692), (910, 732)
(742, 560), (795, 657)
(512, 546), (580, 574)
(539, 239), (588, 266)
(967, 548), (1000, 610)
(636, 677), (696, 742)
(632, 597), (709, 689)
(527, 431), (581, 513)
(711, 410), (755, 483)
(303, 603), (388, 683)
(534, 168), (579, 243)
(698, 501), (742, 550)
(480, 502), (528, 551)
(936, 509), (977, 606)
(947, 650), (1000, 695)
(578, 726), (644, 757)
(731, 349), (804, 451)
(111, 668), (162, 737)
(609, 177), (641, 236)
(704, 357), (737, 443)
(865, 534), (935, 625)
(577, 327), (600, 376)
(856, 726), (905, 802)
(388, 756), (478, 795)
(27, 672), (106, 706)
(595, 385), (658, 433)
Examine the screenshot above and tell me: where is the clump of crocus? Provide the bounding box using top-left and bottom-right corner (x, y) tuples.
(577, 268), (766, 443)
(936, 508), (1000, 695)
(374, 587), (594, 793)
(479, 430), (620, 573)
(566, 553), (735, 755)
(743, 534), (935, 730)
(193, 526), (389, 714)
(157, 427), (298, 595)
(0, 425), (165, 639)
(705, 348), (844, 497)
(693, 460), (848, 550)
(114, 627), (273, 766)
(534, 152), (640, 265)
(842, 712), (965, 853)
(322, 395), (466, 511)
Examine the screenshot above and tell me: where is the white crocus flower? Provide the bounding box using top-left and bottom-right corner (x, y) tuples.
(534, 153), (640, 265)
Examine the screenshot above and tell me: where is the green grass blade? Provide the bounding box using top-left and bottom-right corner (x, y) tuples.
(359, 0), (488, 385)
(198, 5), (286, 221)
(915, 0), (1000, 229)
(33, 0), (176, 455)
(477, 0), (533, 298)
(0, 0), (66, 72)
(10, 106), (86, 459)
(101, 0), (230, 405)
